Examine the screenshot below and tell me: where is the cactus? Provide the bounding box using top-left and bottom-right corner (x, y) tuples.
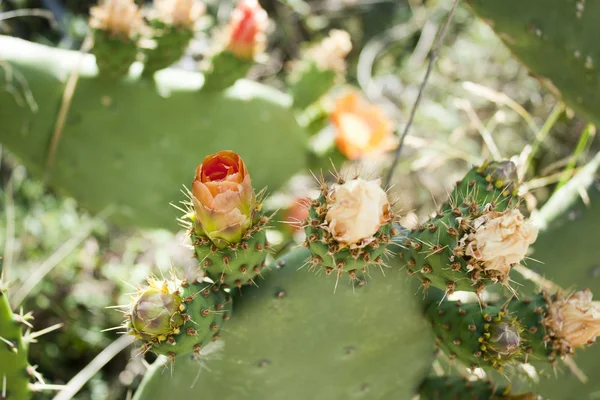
(0, 279), (31, 400)
(399, 162), (536, 296)
(3, 1), (600, 398)
(466, 0), (600, 127)
(0, 34), (307, 230)
(302, 176), (397, 284)
(126, 277), (231, 359)
(427, 298), (523, 371)
(419, 376), (539, 400)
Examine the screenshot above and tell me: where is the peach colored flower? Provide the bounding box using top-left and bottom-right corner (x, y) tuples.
(465, 209), (538, 275)
(326, 178), (391, 245)
(192, 150), (256, 247)
(545, 289), (600, 348)
(285, 197), (310, 233)
(225, 0), (268, 60)
(155, 0), (206, 28)
(90, 0), (146, 38)
(330, 91), (397, 160)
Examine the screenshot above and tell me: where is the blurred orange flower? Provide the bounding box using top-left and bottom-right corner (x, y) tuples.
(330, 91), (397, 160)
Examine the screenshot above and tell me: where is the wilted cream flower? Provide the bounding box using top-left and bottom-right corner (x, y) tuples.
(545, 289), (600, 348)
(464, 209), (538, 275)
(155, 0), (206, 28)
(325, 178), (391, 245)
(90, 0), (146, 38)
(192, 150), (257, 248)
(304, 29), (352, 76)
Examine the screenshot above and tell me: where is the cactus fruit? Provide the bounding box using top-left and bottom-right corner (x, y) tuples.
(142, 0), (205, 78)
(400, 162), (536, 296)
(419, 376), (540, 400)
(126, 277), (231, 359)
(427, 299), (523, 371)
(446, 161), (520, 213)
(0, 279), (31, 400)
(89, 0), (147, 80)
(507, 290), (600, 366)
(186, 151), (270, 288)
(302, 176), (398, 284)
(467, 0), (600, 128)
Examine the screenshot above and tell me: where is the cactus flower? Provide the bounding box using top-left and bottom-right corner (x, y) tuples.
(225, 0), (268, 60)
(192, 150), (257, 247)
(464, 209), (538, 275)
(330, 91), (398, 160)
(130, 286), (184, 341)
(90, 0), (146, 38)
(285, 197), (310, 233)
(325, 178), (391, 246)
(545, 289), (600, 348)
(303, 30), (352, 76)
(155, 0), (206, 28)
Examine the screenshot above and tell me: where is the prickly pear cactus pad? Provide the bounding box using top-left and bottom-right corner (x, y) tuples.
(125, 277), (231, 359)
(302, 176), (398, 285)
(132, 247), (434, 400)
(186, 151), (270, 288)
(419, 376), (539, 400)
(400, 196), (538, 296)
(467, 0), (600, 127)
(0, 35), (306, 230)
(447, 160), (520, 213)
(427, 299), (523, 371)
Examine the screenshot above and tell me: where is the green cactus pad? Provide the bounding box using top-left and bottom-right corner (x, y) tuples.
(133, 247), (433, 400)
(446, 160), (520, 213)
(303, 182), (397, 284)
(419, 376), (527, 400)
(143, 21), (194, 78)
(400, 202), (514, 295)
(0, 282), (31, 400)
(427, 299), (523, 371)
(192, 221), (269, 288)
(0, 35), (306, 231)
(467, 0), (600, 128)
(288, 61), (336, 110)
(201, 51), (255, 92)
(91, 30), (138, 80)
(127, 279), (232, 358)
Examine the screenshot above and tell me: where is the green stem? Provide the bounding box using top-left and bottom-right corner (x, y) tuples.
(0, 285), (30, 400)
(554, 123), (596, 192)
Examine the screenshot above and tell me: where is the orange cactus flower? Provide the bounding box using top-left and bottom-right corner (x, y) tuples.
(225, 0), (268, 60)
(330, 91), (397, 160)
(192, 150), (257, 247)
(285, 197), (311, 233)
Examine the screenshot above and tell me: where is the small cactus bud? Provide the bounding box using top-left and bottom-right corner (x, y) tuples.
(482, 160), (519, 193)
(330, 91), (397, 160)
(225, 0), (268, 60)
(326, 178), (391, 246)
(487, 321), (521, 359)
(463, 209), (538, 276)
(192, 150), (257, 248)
(129, 286), (184, 341)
